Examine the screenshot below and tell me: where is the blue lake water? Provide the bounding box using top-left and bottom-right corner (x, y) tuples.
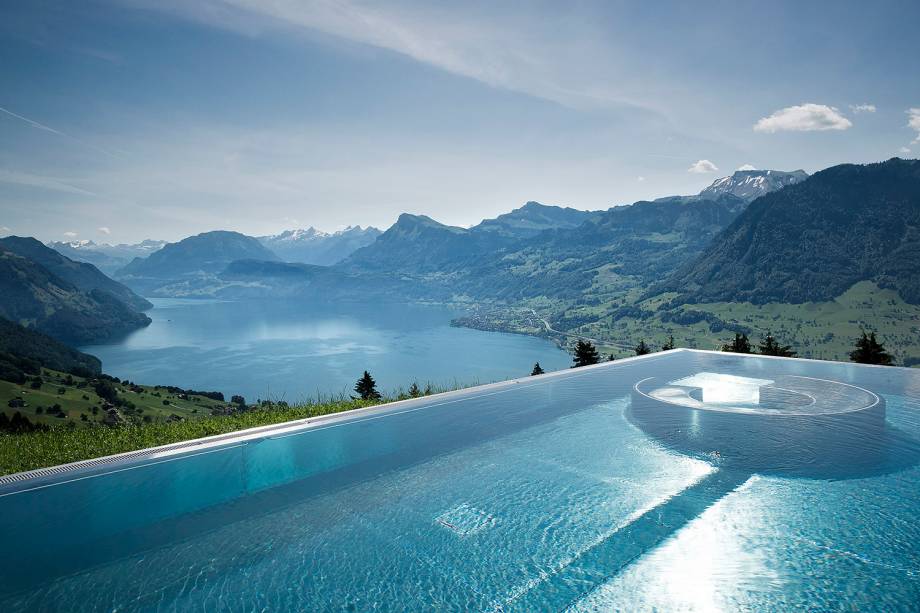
(81, 299), (572, 401)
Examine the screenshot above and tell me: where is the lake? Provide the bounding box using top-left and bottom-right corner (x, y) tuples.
(81, 299), (572, 402)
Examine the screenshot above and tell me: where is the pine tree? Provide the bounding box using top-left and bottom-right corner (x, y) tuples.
(661, 335), (675, 351)
(530, 362), (545, 376)
(408, 382), (421, 397)
(758, 333), (796, 357)
(849, 331), (893, 365)
(571, 340), (600, 368)
(635, 340), (652, 355)
(354, 370), (381, 400)
(608, 353), (616, 362)
(721, 333), (752, 353)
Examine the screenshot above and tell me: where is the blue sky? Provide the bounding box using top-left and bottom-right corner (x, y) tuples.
(1, 0), (919, 243)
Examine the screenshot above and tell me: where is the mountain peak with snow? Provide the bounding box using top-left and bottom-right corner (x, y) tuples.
(699, 169), (808, 202)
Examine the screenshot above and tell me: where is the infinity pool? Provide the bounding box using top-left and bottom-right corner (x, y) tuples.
(1, 350), (919, 611)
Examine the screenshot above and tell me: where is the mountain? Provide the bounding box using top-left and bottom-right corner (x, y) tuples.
(698, 169), (808, 202)
(0, 248), (151, 344)
(340, 214), (507, 275)
(472, 202), (603, 238)
(116, 231), (279, 293)
(258, 225), (381, 265)
(0, 318), (101, 375)
(658, 158), (920, 305)
(1, 237), (151, 311)
(47, 239), (167, 275)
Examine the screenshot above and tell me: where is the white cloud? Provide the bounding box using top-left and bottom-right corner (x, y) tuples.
(688, 159), (719, 174)
(0, 226), (10, 233)
(636, 175), (645, 182)
(908, 108), (920, 144)
(737, 163), (757, 171)
(0, 169), (98, 197)
(900, 146), (912, 154)
(753, 103), (852, 133)
(63, 231), (77, 238)
(97, 226), (111, 235)
(849, 104), (876, 113)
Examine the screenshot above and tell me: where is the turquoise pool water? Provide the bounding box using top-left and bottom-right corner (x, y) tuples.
(1, 350), (919, 611)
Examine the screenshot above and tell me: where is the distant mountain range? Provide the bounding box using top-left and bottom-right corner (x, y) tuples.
(258, 226), (381, 266)
(7, 161), (917, 362)
(47, 239), (167, 275)
(0, 239), (151, 344)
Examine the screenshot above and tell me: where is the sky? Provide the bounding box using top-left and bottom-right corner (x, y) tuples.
(1, 0), (919, 243)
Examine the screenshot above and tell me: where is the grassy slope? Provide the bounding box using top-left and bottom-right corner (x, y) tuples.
(0, 368), (227, 427)
(566, 281), (920, 362)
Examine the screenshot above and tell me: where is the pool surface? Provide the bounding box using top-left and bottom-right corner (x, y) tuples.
(1, 350), (919, 611)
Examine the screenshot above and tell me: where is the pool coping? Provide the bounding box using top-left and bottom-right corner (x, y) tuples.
(2, 348), (915, 489)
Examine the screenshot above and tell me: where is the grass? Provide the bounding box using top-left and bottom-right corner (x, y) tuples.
(0, 396), (386, 476)
(0, 369), (228, 427)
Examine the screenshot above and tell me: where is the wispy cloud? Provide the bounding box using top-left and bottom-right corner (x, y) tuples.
(0, 106), (121, 158)
(120, 0), (656, 113)
(0, 169), (98, 197)
(908, 108), (920, 144)
(688, 159), (718, 173)
(849, 103), (876, 113)
(754, 103), (852, 133)
(63, 231), (77, 238)
(97, 226), (111, 235)
(737, 163), (757, 171)
(900, 146), (911, 154)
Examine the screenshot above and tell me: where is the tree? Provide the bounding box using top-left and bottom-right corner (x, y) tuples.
(608, 354), (616, 362)
(354, 370), (381, 400)
(571, 340), (600, 368)
(758, 333), (796, 357)
(661, 336), (675, 351)
(231, 395), (246, 406)
(635, 340), (652, 356)
(531, 362), (545, 376)
(721, 333), (752, 354)
(408, 382), (421, 397)
(849, 331), (893, 365)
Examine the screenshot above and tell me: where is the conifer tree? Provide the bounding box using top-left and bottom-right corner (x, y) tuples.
(635, 340), (652, 355)
(661, 335), (675, 351)
(408, 382), (421, 397)
(530, 362), (545, 376)
(721, 333), (752, 353)
(571, 340), (600, 368)
(758, 333), (796, 357)
(354, 370), (381, 400)
(849, 331), (893, 365)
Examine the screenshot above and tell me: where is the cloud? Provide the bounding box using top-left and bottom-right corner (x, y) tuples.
(900, 146), (912, 154)
(118, 1), (660, 113)
(688, 159), (719, 174)
(0, 169), (98, 197)
(908, 108), (920, 144)
(753, 103), (852, 133)
(97, 226), (111, 235)
(0, 226), (10, 233)
(636, 176), (645, 182)
(0, 106), (121, 158)
(63, 231), (77, 238)
(849, 104), (876, 113)
(737, 163), (757, 171)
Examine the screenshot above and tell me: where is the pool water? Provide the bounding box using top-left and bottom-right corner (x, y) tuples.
(1, 350), (919, 611)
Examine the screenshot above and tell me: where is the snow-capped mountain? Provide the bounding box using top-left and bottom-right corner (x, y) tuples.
(699, 169), (809, 202)
(47, 239), (167, 274)
(258, 225), (381, 265)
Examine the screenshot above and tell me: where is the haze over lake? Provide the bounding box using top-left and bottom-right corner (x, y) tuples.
(81, 299), (572, 402)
